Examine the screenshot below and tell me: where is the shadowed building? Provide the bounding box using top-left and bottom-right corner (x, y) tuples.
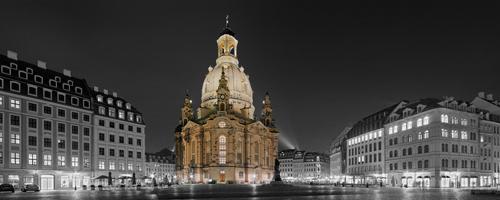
(174, 18), (279, 184)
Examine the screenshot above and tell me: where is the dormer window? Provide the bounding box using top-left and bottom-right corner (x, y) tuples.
(62, 83), (70, 91)
(118, 110), (125, 119)
(75, 87), (82, 95)
(49, 79), (57, 87)
(98, 106), (105, 115)
(126, 103), (131, 110)
(67, 80), (73, 86)
(128, 113), (134, 121)
(107, 98), (113, 105)
(108, 108), (116, 117)
(18, 71), (28, 79)
(1, 65), (11, 75)
(97, 95), (103, 102)
(10, 62), (17, 70)
(26, 68), (33, 74)
(55, 76), (61, 82)
(34, 75), (43, 84)
(117, 101), (123, 107)
(136, 115), (142, 123)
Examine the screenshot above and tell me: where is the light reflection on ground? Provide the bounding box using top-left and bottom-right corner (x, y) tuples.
(0, 184), (499, 200)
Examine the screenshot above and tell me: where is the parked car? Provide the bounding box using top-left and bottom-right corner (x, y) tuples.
(0, 184), (15, 193)
(21, 184), (40, 192)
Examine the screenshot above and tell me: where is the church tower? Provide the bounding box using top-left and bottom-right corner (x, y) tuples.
(260, 92), (274, 127)
(180, 92), (193, 126)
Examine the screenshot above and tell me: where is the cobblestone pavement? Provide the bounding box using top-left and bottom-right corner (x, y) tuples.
(0, 184), (499, 200)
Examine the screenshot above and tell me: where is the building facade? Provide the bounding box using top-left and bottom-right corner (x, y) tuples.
(334, 93), (500, 188)
(145, 149), (175, 184)
(175, 20), (279, 184)
(0, 51), (145, 190)
(278, 149), (330, 182)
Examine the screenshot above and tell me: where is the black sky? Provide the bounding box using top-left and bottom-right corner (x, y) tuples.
(1, 1), (500, 153)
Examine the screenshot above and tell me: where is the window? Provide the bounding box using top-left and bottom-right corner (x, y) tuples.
(418, 146), (422, 154)
(43, 89), (52, 99)
(441, 114), (449, 123)
(128, 138), (133, 145)
(71, 97), (79, 106)
(28, 136), (37, 146)
(418, 132), (422, 140)
(393, 125), (398, 133)
(137, 152), (142, 159)
(83, 114), (90, 122)
(128, 163), (133, 171)
(43, 106), (52, 115)
(423, 116), (429, 125)
(43, 138), (52, 148)
(461, 119), (468, 126)
(99, 120), (105, 126)
(35, 75), (43, 83)
(11, 153), (20, 164)
(9, 115), (20, 126)
(107, 98), (113, 105)
(28, 85), (38, 96)
(99, 160), (105, 169)
(28, 154), (37, 165)
(418, 160), (422, 168)
(109, 122), (115, 128)
(28, 118), (37, 128)
(119, 150), (124, 157)
(83, 158), (90, 168)
(119, 136), (124, 144)
(128, 151), (133, 158)
(57, 93), (65, 103)
(10, 99), (21, 109)
(109, 161), (115, 170)
(441, 129), (448, 137)
(10, 81), (20, 92)
(43, 155), (52, 166)
(84, 143), (90, 151)
(117, 101), (123, 107)
(219, 136), (226, 164)
(461, 131), (468, 140)
(128, 125), (133, 131)
(72, 157), (78, 167)
(99, 148), (105, 156)
(451, 130), (458, 139)
(99, 133), (105, 141)
(119, 124), (124, 130)
(109, 135), (115, 142)
(75, 87), (82, 94)
(118, 110), (125, 119)
(97, 95), (103, 102)
(72, 141), (78, 150)
(424, 130), (429, 139)
(109, 149), (115, 156)
(424, 160), (429, 168)
(137, 127), (142, 133)
(83, 127), (90, 136)
(58, 139), (65, 149)
(402, 123), (407, 131)
(424, 145), (429, 153)
(408, 121), (413, 129)
(28, 102), (37, 112)
(57, 123), (66, 132)
(137, 139), (142, 146)
(83, 100), (90, 108)
(71, 125), (78, 134)
(98, 106), (105, 115)
(71, 112), (79, 120)
(57, 109), (66, 117)
(417, 118), (422, 127)
(10, 133), (20, 144)
(108, 108), (115, 117)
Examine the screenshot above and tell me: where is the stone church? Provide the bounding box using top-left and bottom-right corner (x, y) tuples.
(175, 18), (279, 184)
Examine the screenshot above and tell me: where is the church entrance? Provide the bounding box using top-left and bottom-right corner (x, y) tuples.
(219, 170), (225, 183)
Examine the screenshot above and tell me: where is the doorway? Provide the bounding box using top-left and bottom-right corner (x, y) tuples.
(40, 175), (54, 190)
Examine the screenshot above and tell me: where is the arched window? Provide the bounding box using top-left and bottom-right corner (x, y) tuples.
(418, 146), (422, 154)
(219, 136), (226, 164)
(424, 145), (429, 153)
(441, 114), (449, 123)
(423, 116), (430, 125)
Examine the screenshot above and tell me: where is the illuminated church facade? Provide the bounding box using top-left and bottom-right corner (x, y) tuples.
(175, 18), (279, 184)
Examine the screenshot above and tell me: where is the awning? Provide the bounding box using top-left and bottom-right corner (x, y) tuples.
(94, 175), (108, 179)
(441, 176), (450, 178)
(470, 176), (478, 178)
(461, 176), (469, 178)
(417, 176), (422, 178)
(118, 176), (132, 179)
(401, 176), (406, 179)
(424, 176), (430, 178)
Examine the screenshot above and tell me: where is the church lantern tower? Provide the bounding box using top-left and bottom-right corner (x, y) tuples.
(260, 92), (274, 127)
(180, 92), (193, 126)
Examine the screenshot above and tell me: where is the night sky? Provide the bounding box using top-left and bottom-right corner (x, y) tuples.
(1, 1), (500, 153)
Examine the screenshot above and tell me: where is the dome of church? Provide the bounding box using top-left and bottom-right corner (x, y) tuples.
(201, 63), (255, 118)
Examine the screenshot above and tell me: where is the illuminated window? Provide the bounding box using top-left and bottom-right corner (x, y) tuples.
(461, 131), (468, 140)
(28, 154), (37, 165)
(10, 99), (20, 109)
(11, 153), (20, 164)
(378, 130), (382, 137)
(99, 160), (105, 170)
(451, 130), (458, 139)
(418, 132), (422, 140)
(128, 163), (133, 171)
(402, 123), (407, 131)
(461, 119), (468, 126)
(44, 155), (52, 166)
(58, 156), (66, 166)
(441, 129), (448, 137)
(389, 127), (393, 134)
(407, 121), (413, 129)
(424, 130), (429, 139)
(72, 157), (79, 167)
(452, 117), (458, 124)
(10, 133), (20, 144)
(394, 126), (398, 133)
(417, 118), (422, 127)
(109, 161), (115, 170)
(219, 136), (226, 164)
(97, 95), (103, 102)
(441, 114), (449, 123)
(423, 116), (429, 125)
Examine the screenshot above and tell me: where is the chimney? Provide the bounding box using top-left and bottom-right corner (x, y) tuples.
(103, 89), (108, 95)
(478, 92), (485, 98)
(487, 94), (494, 101)
(37, 60), (47, 69)
(112, 92), (117, 97)
(7, 50), (18, 60)
(63, 69), (72, 77)
(93, 86), (99, 92)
